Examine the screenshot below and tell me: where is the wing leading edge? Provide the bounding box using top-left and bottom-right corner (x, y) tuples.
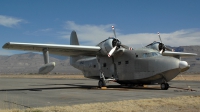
(163, 51), (197, 58)
(3, 42), (101, 56)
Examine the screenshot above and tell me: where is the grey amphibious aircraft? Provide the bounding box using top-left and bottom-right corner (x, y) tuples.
(3, 26), (197, 90)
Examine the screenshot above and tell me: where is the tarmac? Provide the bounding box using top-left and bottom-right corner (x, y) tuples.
(0, 77), (199, 109)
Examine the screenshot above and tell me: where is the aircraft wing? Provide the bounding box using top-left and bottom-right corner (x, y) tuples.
(163, 51), (197, 58)
(2, 42), (101, 56)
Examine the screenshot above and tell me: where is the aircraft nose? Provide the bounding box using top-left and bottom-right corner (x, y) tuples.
(179, 61), (190, 72)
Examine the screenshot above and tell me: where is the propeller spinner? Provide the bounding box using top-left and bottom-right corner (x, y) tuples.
(157, 32), (173, 54)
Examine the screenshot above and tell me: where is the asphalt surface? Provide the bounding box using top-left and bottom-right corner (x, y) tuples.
(0, 78), (199, 109)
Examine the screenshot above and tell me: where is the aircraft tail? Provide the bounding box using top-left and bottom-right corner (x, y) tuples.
(70, 31), (81, 65)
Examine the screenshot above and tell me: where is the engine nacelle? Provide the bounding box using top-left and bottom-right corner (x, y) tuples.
(146, 41), (165, 52)
(99, 37), (121, 55)
(38, 62), (55, 74)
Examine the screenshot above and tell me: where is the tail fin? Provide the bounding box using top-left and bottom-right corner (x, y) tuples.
(70, 31), (81, 65)
(70, 31), (79, 45)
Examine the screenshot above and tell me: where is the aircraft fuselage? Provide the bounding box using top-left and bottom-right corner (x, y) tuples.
(71, 48), (188, 85)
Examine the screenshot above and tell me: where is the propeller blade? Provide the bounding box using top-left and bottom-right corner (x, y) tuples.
(121, 44), (129, 49)
(165, 46), (173, 51)
(112, 26), (117, 38)
(157, 32), (162, 43)
(108, 46), (117, 57)
(159, 49), (163, 54)
(121, 44), (133, 50)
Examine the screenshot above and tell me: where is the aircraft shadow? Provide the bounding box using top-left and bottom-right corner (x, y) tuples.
(0, 83), (161, 92)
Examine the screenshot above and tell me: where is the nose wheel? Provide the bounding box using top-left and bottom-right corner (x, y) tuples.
(161, 83), (169, 90)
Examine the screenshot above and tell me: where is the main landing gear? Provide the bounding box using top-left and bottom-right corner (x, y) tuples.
(160, 83), (169, 90)
(98, 79), (106, 88)
(98, 72), (116, 88)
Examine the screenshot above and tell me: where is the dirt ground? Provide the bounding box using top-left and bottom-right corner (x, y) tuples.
(0, 74), (199, 112)
(173, 75), (200, 81)
(0, 74), (86, 79)
(0, 95), (200, 112)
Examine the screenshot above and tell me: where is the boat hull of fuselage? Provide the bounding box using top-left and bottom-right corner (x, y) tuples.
(72, 49), (184, 85)
(80, 68), (181, 85)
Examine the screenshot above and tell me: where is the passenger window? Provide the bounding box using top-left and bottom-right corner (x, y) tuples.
(125, 61), (129, 64)
(118, 62), (121, 65)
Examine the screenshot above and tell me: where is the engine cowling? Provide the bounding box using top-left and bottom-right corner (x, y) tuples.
(99, 38), (121, 55)
(146, 41), (165, 52)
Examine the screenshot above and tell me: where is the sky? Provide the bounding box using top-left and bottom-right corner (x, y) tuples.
(0, 0), (200, 55)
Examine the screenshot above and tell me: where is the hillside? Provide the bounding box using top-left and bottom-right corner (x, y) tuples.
(0, 45), (199, 74)
(179, 46), (200, 74)
(0, 52), (81, 74)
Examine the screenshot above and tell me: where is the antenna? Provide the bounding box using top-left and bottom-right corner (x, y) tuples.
(112, 26), (117, 38)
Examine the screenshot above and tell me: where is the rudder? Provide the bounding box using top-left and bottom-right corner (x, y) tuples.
(70, 31), (81, 65)
(70, 31), (79, 45)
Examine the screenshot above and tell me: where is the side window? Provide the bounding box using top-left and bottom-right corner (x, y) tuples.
(146, 53), (152, 57)
(143, 53), (147, 58)
(125, 61), (129, 64)
(143, 53), (152, 58)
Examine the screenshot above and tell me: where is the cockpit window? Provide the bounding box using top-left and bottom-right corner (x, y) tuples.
(151, 52), (161, 56)
(143, 52), (161, 58)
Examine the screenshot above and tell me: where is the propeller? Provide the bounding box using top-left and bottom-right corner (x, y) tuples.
(112, 26), (117, 38)
(108, 46), (117, 57)
(108, 26), (133, 57)
(157, 32), (173, 53)
(108, 38), (121, 57)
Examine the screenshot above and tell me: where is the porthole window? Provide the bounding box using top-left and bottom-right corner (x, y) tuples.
(125, 61), (129, 64)
(103, 63), (106, 67)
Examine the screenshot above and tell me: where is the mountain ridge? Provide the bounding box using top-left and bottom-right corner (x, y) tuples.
(0, 45), (199, 74)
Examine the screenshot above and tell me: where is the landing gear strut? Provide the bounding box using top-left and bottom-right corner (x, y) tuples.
(160, 83), (169, 90)
(98, 72), (116, 88)
(98, 79), (106, 88)
(98, 72), (106, 88)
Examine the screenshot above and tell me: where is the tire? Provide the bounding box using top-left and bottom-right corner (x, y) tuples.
(161, 83), (169, 90)
(165, 83), (169, 90)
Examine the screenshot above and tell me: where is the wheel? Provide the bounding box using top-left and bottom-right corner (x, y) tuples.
(161, 83), (169, 90)
(165, 83), (169, 90)
(98, 79), (106, 88)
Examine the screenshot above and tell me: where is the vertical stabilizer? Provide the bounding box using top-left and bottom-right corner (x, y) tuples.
(70, 31), (79, 45)
(70, 31), (81, 65)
